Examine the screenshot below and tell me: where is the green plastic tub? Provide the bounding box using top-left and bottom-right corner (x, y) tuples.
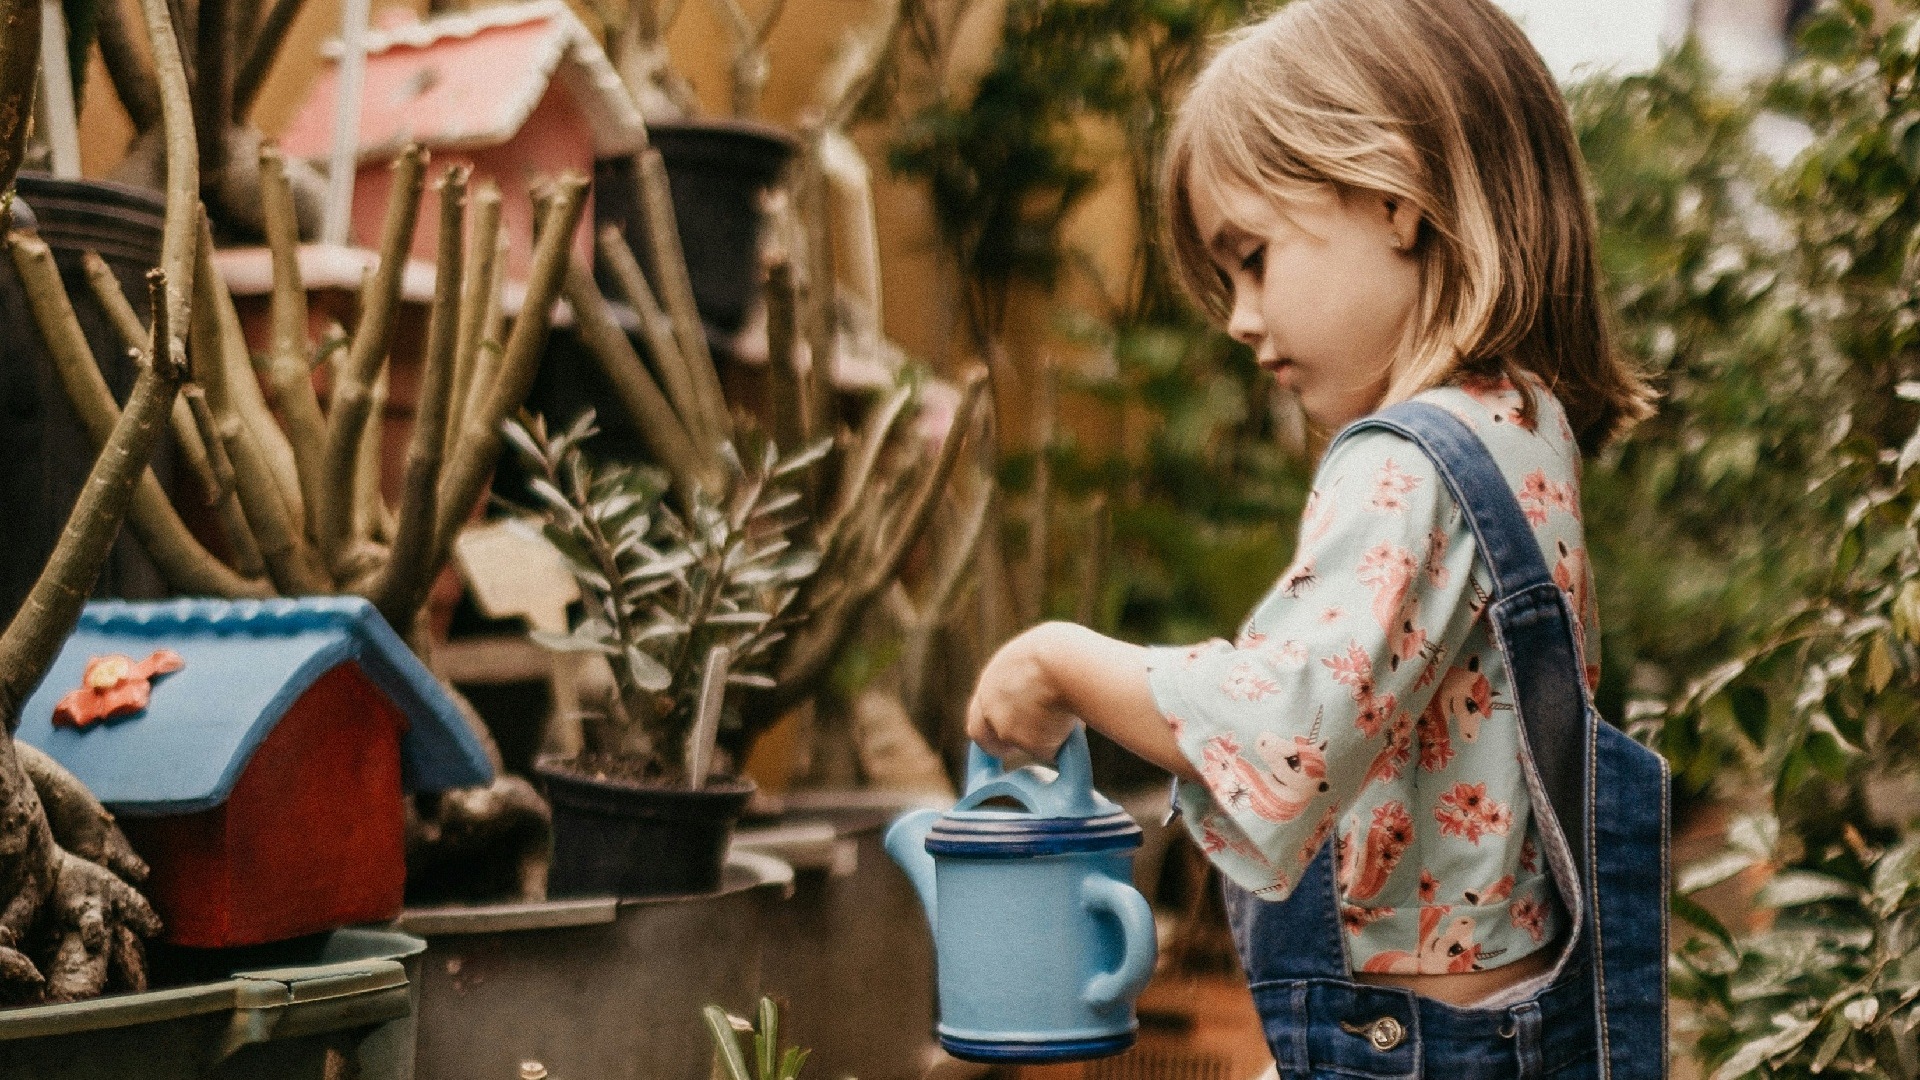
(0, 928), (426, 1080)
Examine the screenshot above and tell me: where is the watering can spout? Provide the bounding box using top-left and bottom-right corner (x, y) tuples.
(885, 809), (941, 925)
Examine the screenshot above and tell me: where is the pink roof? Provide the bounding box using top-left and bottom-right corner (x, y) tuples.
(278, 0), (644, 161)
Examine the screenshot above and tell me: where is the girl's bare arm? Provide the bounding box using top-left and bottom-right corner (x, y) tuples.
(966, 621), (1202, 782)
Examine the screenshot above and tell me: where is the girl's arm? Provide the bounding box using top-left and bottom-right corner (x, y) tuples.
(966, 621), (1202, 782)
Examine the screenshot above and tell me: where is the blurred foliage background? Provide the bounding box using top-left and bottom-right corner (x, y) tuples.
(882, 0), (1920, 1072)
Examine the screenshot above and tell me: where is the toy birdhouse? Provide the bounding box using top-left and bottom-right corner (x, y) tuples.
(276, 0), (646, 283)
(17, 597), (495, 948)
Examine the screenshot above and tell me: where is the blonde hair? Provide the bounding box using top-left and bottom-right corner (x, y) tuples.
(1164, 0), (1654, 453)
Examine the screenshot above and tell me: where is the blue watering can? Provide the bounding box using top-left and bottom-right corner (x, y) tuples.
(885, 724), (1156, 1063)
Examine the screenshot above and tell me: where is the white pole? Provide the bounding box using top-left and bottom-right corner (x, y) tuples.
(38, 0), (81, 180)
(321, 0), (373, 245)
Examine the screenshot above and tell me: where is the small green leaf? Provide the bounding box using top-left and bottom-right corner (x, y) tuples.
(1812, 1020), (1851, 1073)
(1729, 684), (1770, 747)
(703, 1006), (753, 1080)
(1680, 851), (1763, 895)
(1869, 634), (1896, 694)
(1893, 583), (1920, 644)
(1756, 870), (1861, 908)
(626, 646), (672, 692)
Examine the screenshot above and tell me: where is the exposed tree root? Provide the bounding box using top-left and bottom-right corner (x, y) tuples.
(0, 735), (159, 1005)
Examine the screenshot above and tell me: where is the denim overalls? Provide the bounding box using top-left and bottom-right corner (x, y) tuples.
(1219, 402), (1670, 1080)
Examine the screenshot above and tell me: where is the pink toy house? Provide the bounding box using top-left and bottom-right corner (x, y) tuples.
(277, 0), (646, 283)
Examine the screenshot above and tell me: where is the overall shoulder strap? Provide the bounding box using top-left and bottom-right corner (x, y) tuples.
(1328, 401), (1554, 602)
(1329, 401), (1593, 911)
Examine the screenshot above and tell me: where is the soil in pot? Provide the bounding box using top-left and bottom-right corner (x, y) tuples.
(535, 753), (754, 898)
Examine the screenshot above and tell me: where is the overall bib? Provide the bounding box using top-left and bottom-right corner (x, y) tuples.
(1220, 402), (1670, 1080)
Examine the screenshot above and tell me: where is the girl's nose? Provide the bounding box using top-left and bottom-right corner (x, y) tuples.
(1226, 283), (1264, 349)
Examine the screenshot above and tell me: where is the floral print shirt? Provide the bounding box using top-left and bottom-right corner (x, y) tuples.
(1147, 375), (1593, 975)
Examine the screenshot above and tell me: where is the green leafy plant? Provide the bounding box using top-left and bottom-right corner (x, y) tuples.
(504, 411), (827, 783)
(1676, 817), (1920, 1079)
(704, 998), (821, 1080)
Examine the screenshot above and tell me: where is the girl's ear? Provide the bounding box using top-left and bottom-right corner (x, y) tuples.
(1383, 195), (1421, 253)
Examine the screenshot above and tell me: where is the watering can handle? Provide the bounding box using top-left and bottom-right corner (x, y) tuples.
(964, 723), (1095, 797)
(1079, 874), (1157, 1009)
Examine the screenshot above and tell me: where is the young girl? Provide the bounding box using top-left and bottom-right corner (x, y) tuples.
(964, 0), (1669, 1076)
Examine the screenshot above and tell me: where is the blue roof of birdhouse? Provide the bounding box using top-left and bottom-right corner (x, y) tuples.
(17, 597), (496, 816)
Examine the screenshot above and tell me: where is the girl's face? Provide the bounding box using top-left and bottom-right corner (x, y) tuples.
(1191, 178), (1423, 431)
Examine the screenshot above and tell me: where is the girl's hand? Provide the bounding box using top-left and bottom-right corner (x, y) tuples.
(966, 624), (1080, 761)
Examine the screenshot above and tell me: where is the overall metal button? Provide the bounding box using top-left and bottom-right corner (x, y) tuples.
(1340, 1016), (1406, 1051)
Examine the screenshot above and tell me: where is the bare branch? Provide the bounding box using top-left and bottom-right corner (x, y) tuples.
(258, 144), (328, 531)
(195, 211), (307, 527)
(770, 367), (989, 707)
(448, 180), (501, 450)
(191, 227), (330, 594)
(0, 277), (192, 729)
(635, 150), (732, 444)
(320, 145), (426, 568)
(0, 0), (39, 204)
(140, 0), (198, 360)
(11, 233), (269, 599)
(353, 361), (390, 547)
(562, 256), (711, 493)
(231, 0), (301, 119)
(94, 0), (161, 134)
(368, 168), (467, 625)
(194, 0), (234, 184)
(825, 382), (910, 541)
(184, 385), (267, 577)
(79, 251), (222, 500)
(765, 261), (810, 455)
(433, 175), (588, 564)
(600, 224), (710, 458)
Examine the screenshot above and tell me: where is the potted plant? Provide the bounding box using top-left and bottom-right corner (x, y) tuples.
(503, 410), (827, 897)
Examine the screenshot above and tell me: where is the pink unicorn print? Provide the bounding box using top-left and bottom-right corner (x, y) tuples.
(1360, 906), (1493, 974)
(1427, 655), (1500, 743)
(1551, 540), (1601, 691)
(1199, 727), (1328, 825)
(1346, 801), (1415, 900)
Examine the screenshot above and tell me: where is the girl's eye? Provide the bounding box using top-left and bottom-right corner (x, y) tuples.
(1240, 245), (1266, 275)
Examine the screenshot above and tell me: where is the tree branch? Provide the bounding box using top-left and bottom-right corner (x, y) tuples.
(140, 0), (196, 360)
(94, 0), (161, 133)
(368, 167), (465, 625)
(193, 0), (232, 186)
(258, 144), (328, 533)
(0, 0), (41, 207)
(182, 385), (266, 576)
(634, 151), (731, 445)
(320, 145), (425, 569)
(432, 175), (586, 564)
(599, 224), (712, 462)
(12, 233), (270, 598)
(79, 251), (221, 508)
(562, 255), (711, 493)
(191, 222), (329, 594)
(0, 270), (190, 729)
(196, 211), (308, 530)
(229, 0), (298, 119)
(448, 179), (500, 451)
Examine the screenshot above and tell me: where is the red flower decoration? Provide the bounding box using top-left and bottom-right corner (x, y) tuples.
(53, 650), (185, 729)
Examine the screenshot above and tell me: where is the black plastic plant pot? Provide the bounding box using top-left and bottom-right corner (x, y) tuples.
(0, 174), (173, 626)
(535, 755), (756, 899)
(594, 119), (798, 337)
